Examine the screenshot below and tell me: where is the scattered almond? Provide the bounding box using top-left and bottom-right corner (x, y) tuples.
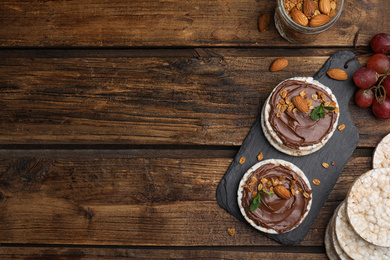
(274, 185), (291, 200)
(338, 124), (346, 131)
(313, 179), (321, 185)
(319, 0), (331, 15)
(292, 95), (309, 113)
(258, 13), (270, 32)
(309, 14), (330, 27)
(327, 68), (348, 81)
(303, 0), (316, 16)
(290, 8), (309, 26)
(257, 152), (264, 161)
(322, 162), (329, 168)
(270, 57), (288, 72)
(331, 161), (335, 166)
(227, 228), (235, 236)
(239, 157), (246, 164)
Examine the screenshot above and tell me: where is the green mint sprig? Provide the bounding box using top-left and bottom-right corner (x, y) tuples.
(250, 190), (273, 212)
(310, 104), (335, 121)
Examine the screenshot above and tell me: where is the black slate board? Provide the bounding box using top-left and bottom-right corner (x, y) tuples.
(216, 51), (360, 245)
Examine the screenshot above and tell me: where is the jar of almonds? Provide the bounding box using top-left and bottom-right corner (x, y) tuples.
(275, 0), (344, 43)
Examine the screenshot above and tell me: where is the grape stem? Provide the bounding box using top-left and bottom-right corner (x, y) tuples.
(370, 71), (389, 104)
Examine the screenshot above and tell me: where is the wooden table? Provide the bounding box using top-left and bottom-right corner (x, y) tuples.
(0, 0), (389, 258)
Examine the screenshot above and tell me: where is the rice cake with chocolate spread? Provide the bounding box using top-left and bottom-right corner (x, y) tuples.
(262, 77), (339, 156)
(237, 159), (312, 234)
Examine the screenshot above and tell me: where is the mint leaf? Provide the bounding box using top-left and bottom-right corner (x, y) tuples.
(249, 190), (273, 212)
(323, 106), (335, 111)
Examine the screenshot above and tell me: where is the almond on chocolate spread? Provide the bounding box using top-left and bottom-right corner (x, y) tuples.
(238, 159), (312, 234)
(262, 77), (339, 156)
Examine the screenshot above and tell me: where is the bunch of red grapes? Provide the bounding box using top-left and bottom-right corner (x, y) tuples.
(353, 33), (390, 119)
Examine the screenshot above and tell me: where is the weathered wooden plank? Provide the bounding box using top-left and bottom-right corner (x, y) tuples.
(0, 246), (327, 259)
(0, 49), (386, 147)
(0, 0), (388, 47)
(0, 151), (371, 246)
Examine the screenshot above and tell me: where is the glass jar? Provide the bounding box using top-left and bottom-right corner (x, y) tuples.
(275, 0), (344, 43)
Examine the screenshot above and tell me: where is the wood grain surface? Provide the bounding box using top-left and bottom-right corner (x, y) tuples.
(1, 49), (388, 148)
(0, 0), (389, 47)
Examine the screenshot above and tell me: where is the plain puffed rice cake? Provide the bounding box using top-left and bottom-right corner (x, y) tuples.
(335, 201), (390, 260)
(331, 202), (353, 260)
(373, 133), (390, 168)
(346, 168), (390, 247)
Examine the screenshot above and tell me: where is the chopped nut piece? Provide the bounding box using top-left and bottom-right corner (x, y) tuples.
(263, 187), (268, 192)
(280, 90), (288, 98)
(279, 99), (286, 105)
(322, 162), (329, 168)
(331, 161), (335, 166)
(276, 112), (282, 118)
(281, 104), (287, 113)
(251, 176), (258, 183)
(291, 188), (296, 196)
(298, 188), (303, 192)
(257, 152), (264, 161)
(312, 94), (318, 100)
(330, 101), (336, 107)
(279, 176), (286, 181)
(227, 228), (235, 236)
(300, 90), (306, 97)
(295, 189), (300, 194)
(277, 103), (282, 110)
(285, 97), (291, 104)
(257, 183), (263, 190)
(313, 179), (321, 186)
(287, 104), (294, 112)
(269, 186), (274, 194)
(252, 191), (258, 199)
(309, 105), (315, 110)
(292, 174), (297, 180)
(241, 184), (248, 188)
(239, 157), (246, 164)
(261, 178), (268, 184)
(266, 181), (271, 187)
(303, 192), (310, 198)
(293, 108), (297, 113)
(247, 186), (253, 192)
(334, 107), (340, 114)
(338, 124), (346, 131)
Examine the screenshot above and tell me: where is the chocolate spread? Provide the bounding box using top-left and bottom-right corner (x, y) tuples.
(268, 80), (338, 150)
(241, 163), (312, 233)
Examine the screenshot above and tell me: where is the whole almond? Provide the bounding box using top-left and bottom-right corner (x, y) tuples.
(327, 68), (348, 81)
(270, 57), (288, 72)
(309, 14), (330, 27)
(258, 13), (270, 32)
(290, 8), (309, 26)
(319, 0), (331, 15)
(274, 185), (291, 200)
(303, 0), (316, 16)
(292, 95), (309, 113)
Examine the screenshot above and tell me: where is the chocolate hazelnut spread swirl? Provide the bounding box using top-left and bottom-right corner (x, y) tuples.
(268, 80), (338, 150)
(241, 163), (312, 233)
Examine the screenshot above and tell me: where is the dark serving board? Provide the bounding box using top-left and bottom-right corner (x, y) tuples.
(216, 51), (360, 245)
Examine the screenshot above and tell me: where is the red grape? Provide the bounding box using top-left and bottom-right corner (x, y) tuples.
(371, 33), (390, 54)
(367, 53), (390, 74)
(353, 67), (378, 89)
(355, 88), (374, 108)
(384, 76), (390, 98)
(372, 96), (390, 119)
